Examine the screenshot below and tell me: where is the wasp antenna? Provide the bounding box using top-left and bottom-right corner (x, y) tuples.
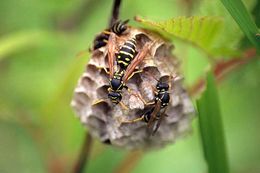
(92, 99), (109, 106)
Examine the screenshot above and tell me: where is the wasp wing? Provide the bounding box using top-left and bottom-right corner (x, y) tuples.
(122, 43), (150, 82)
(107, 33), (116, 78)
(146, 101), (161, 136)
(151, 107), (167, 136)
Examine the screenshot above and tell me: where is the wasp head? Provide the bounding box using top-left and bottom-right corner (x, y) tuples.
(108, 91), (122, 104)
(109, 71), (125, 91)
(156, 82), (169, 91)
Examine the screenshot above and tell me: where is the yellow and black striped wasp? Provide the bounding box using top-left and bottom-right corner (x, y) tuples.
(93, 19), (129, 50)
(116, 37), (137, 69)
(95, 33), (153, 109)
(107, 33), (152, 108)
(121, 74), (173, 135)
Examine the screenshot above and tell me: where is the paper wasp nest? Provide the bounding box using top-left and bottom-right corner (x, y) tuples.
(71, 27), (195, 149)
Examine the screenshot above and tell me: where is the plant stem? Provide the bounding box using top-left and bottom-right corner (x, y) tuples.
(114, 150), (143, 173)
(73, 132), (93, 173)
(56, 0), (101, 31)
(109, 0), (122, 27)
(189, 48), (257, 96)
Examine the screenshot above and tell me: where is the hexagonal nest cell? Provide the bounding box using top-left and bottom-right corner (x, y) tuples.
(71, 27), (195, 149)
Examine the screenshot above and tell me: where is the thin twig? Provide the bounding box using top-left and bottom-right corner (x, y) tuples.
(114, 150), (143, 173)
(109, 0), (122, 27)
(189, 48), (257, 96)
(73, 132), (93, 173)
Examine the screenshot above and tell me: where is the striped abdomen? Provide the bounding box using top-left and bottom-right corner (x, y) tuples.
(117, 38), (137, 69)
(93, 30), (110, 50)
(93, 20), (128, 50)
(111, 20), (128, 35)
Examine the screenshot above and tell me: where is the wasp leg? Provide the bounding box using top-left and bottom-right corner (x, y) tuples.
(127, 89), (155, 106)
(107, 87), (112, 92)
(120, 115), (145, 124)
(92, 99), (107, 105)
(126, 85), (155, 106)
(93, 99), (128, 110)
(119, 101), (129, 110)
(102, 67), (110, 75)
(96, 66), (110, 75)
(102, 30), (125, 42)
(126, 69), (143, 81)
(124, 86), (151, 106)
(136, 93), (155, 106)
(102, 30), (111, 35)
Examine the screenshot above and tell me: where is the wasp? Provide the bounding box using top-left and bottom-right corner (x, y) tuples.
(121, 75), (172, 135)
(94, 33), (152, 109)
(93, 20), (129, 50)
(107, 34), (152, 108)
(107, 37), (138, 106)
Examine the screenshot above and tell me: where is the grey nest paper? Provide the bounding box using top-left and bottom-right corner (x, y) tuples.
(71, 27), (195, 149)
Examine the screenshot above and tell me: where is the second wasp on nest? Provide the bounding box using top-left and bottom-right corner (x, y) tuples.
(71, 20), (195, 149)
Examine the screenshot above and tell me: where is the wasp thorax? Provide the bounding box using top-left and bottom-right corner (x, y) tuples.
(156, 82), (169, 90)
(109, 74), (124, 91)
(71, 27), (195, 149)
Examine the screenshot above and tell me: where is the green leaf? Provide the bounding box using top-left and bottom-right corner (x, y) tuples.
(135, 16), (238, 57)
(240, 0), (260, 49)
(196, 72), (229, 173)
(220, 0), (260, 53)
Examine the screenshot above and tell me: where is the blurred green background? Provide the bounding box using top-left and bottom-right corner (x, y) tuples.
(0, 0), (259, 173)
